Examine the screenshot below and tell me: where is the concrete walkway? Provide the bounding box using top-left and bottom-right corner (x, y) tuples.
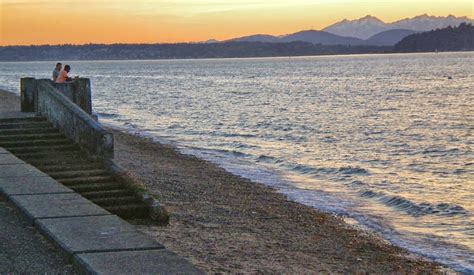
(0, 196), (77, 273)
(0, 112), (202, 274)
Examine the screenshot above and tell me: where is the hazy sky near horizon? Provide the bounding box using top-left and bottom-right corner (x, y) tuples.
(0, 0), (472, 46)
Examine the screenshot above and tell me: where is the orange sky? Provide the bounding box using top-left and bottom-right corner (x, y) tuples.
(0, 0), (472, 46)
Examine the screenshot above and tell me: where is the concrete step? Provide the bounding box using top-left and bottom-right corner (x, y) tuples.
(0, 117), (46, 124)
(0, 115), (154, 220)
(15, 151), (89, 161)
(0, 133), (65, 142)
(81, 189), (135, 199)
(0, 139), (72, 148)
(48, 169), (109, 180)
(0, 121), (52, 130)
(58, 176), (115, 186)
(91, 196), (139, 207)
(24, 159), (95, 168)
(0, 127), (59, 136)
(36, 163), (103, 173)
(68, 183), (125, 193)
(6, 144), (80, 154)
(102, 203), (149, 219)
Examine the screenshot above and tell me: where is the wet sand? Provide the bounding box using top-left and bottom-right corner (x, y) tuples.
(0, 89), (444, 273)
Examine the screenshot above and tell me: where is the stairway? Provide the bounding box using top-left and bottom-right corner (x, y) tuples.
(0, 116), (149, 219)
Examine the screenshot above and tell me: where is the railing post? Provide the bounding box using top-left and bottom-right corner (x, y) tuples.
(73, 78), (92, 115)
(20, 77), (37, 112)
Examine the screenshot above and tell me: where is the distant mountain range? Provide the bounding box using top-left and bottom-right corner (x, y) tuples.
(228, 31), (366, 46)
(364, 29), (418, 46)
(215, 14), (473, 47)
(227, 29), (419, 46)
(323, 14), (473, 39)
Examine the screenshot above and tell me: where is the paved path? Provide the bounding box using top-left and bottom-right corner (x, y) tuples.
(0, 195), (77, 273)
(0, 107), (75, 272)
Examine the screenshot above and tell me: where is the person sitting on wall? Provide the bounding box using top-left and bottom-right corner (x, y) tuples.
(55, 65), (78, 83)
(52, 62), (62, 82)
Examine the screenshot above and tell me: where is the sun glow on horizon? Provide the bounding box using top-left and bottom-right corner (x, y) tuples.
(1, 0), (472, 46)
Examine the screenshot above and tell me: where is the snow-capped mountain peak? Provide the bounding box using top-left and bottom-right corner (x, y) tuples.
(323, 14), (473, 39)
(322, 15), (390, 39)
(360, 15), (384, 22)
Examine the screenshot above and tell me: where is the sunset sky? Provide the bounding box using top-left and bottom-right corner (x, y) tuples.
(0, 0), (472, 46)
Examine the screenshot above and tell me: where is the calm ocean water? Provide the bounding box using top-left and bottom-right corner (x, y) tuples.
(0, 52), (473, 272)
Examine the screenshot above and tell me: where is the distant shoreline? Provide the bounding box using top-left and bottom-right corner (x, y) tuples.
(0, 50), (472, 63)
(0, 41), (391, 62)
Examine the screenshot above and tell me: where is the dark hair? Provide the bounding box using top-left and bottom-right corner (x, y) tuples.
(56, 62), (62, 66)
(64, 65), (71, 70)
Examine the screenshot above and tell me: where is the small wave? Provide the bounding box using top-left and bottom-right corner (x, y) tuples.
(167, 124), (184, 129)
(97, 112), (120, 119)
(452, 169), (467, 174)
(230, 142), (259, 150)
(213, 148), (252, 158)
(289, 164), (341, 175)
(364, 130), (385, 136)
(210, 131), (257, 138)
(360, 190), (378, 198)
(422, 147), (460, 156)
(350, 180), (366, 187)
(389, 89), (415, 94)
(360, 190), (467, 217)
(228, 91), (253, 95)
(338, 166), (369, 175)
(287, 164), (369, 176)
(410, 120), (427, 127)
(378, 108), (399, 112)
(320, 136), (337, 143)
(223, 133), (257, 138)
(256, 155), (277, 163)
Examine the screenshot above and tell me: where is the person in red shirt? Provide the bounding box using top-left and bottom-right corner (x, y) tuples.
(55, 65), (77, 83)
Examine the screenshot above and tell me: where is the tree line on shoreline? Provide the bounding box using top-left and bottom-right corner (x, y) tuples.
(393, 23), (473, 52)
(0, 43), (391, 61)
(0, 24), (472, 62)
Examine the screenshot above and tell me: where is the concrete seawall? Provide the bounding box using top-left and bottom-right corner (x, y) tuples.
(21, 78), (92, 115)
(15, 79), (169, 221)
(35, 79), (113, 159)
(21, 77), (112, 159)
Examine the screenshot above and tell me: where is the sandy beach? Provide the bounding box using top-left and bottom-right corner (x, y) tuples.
(0, 91), (20, 112)
(0, 89), (444, 273)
